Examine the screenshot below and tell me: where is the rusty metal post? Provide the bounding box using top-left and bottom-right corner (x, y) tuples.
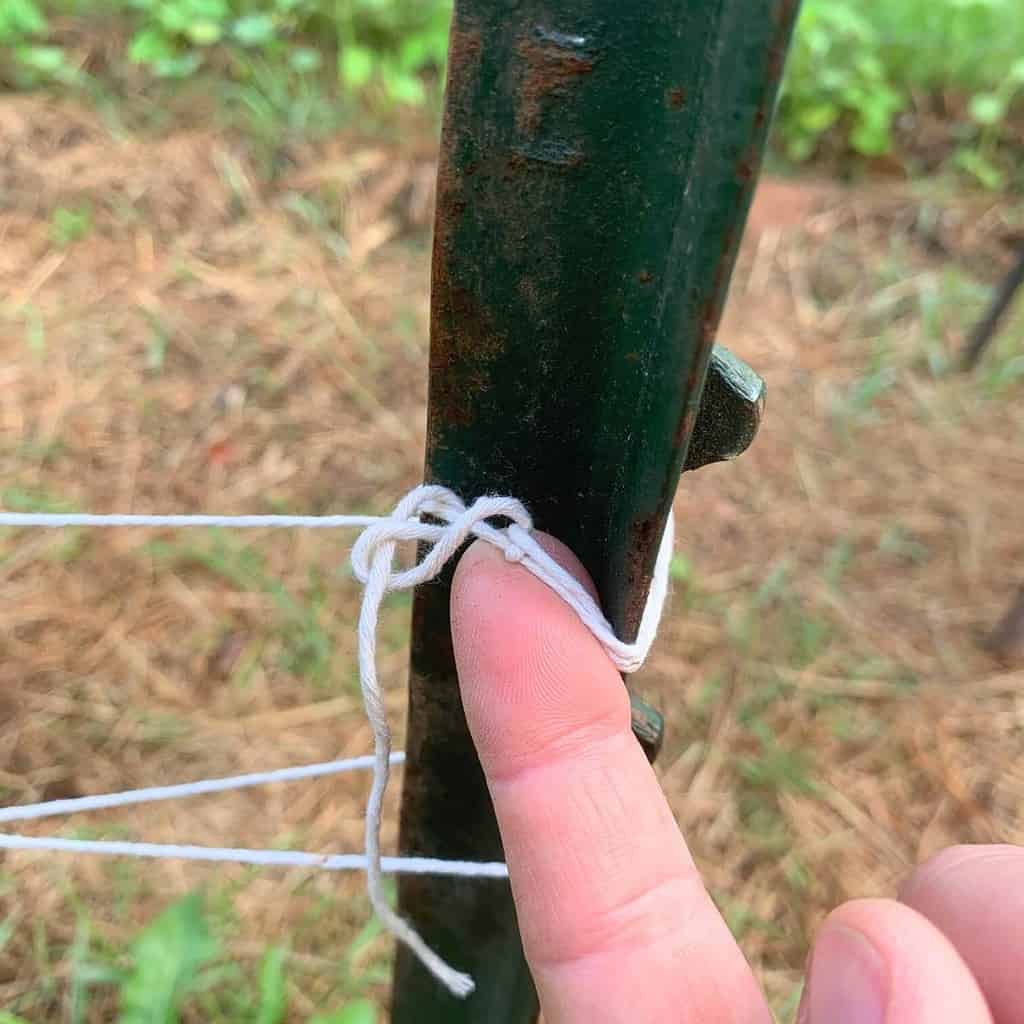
(392, 2), (799, 1021)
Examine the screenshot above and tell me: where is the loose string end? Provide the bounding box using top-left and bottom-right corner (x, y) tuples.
(442, 969), (476, 999)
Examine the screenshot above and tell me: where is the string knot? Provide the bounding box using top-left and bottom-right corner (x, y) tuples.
(350, 485), (534, 594)
(347, 485), (674, 995)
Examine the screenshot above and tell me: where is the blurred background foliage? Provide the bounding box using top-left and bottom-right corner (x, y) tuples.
(1, 0), (1022, 188)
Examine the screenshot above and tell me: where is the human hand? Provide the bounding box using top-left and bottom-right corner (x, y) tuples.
(451, 535), (1024, 1023)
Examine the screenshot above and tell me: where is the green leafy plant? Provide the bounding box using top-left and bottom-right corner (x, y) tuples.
(58, 891), (385, 1022)
(128, 0), (252, 78)
(307, 1001), (378, 1024)
(254, 946), (288, 1024)
(119, 891), (219, 1023)
(51, 204), (93, 247)
(332, 0), (451, 105)
(118, 0), (452, 101)
(0, 0), (77, 87)
(960, 57), (1024, 187)
(777, 0), (1024, 180)
(7, 0), (1023, 187)
(777, 0), (904, 160)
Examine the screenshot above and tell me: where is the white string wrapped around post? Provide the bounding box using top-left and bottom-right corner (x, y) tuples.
(0, 484), (673, 998)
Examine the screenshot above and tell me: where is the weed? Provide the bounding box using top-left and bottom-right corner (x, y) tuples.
(0, 914), (16, 958)
(828, 341), (899, 434)
(741, 722), (818, 797)
(878, 523), (930, 565)
(0, 0), (79, 88)
(779, 0), (1024, 181)
(47, 890), (386, 1022)
(307, 1003), (377, 1024)
(774, 985), (804, 1022)
(781, 853), (811, 893)
(729, 557), (833, 664)
(721, 899), (786, 943)
(119, 891), (219, 1022)
(224, 57), (345, 173)
(786, 607), (832, 669)
(1, 487), (76, 513)
(823, 537), (855, 590)
(779, 1), (902, 161)
(282, 191), (349, 258)
(0, 487), (85, 562)
(143, 312), (171, 372)
(669, 552), (694, 584)
(253, 945), (287, 1024)
(144, 534), (341, 689)
(51, 205), (94, 247)
(6, 0), (1023, 185)
(20, 305), (46, 356)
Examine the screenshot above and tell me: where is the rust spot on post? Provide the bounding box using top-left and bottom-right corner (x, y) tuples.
(666, 86), (687, 110)
(448, 24), (483, 75)
(431, 27), (481, 260)
(624, 513), (661, 632)
(736, 154), (756, 183)
(673, 401), (700, 448)
(515, 30), (595, 136)
(428, 284), (505, 430)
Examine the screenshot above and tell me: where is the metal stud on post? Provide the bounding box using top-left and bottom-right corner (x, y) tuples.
(392, 2), (800, 1020)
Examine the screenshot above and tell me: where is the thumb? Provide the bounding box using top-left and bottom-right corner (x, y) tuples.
(451, 535), (769, 1024)
(797, 900), (992, 1024)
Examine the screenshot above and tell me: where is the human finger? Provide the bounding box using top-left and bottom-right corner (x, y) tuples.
(900, 844), (1024, 1024)
(451, 536), (769, 1024)
(798, 898), (992, 1024)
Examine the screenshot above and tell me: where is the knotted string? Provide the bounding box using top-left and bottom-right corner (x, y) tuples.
(0, 485), (673, 997)
(348, 485), (673, 996)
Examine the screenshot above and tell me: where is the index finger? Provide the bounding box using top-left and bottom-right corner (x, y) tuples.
(451, 537), (769, 1024)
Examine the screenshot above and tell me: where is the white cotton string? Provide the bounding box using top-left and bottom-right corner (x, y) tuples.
(0, 834), (508, 877)
(0, 484), (673, 998)
(0, 753), (405, 824)
(0, 513), (381, 529)
(347, 486), (672, 995)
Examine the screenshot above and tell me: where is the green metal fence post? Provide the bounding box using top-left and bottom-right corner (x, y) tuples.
(392, 2), (799, 1021)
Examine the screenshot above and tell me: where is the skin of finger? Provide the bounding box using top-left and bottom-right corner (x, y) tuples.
(899, 844), (1024, 1024)
(808, 899), (992, 1024)
(451, 536), (770, 1024)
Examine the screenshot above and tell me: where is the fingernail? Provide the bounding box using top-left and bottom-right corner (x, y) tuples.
(805, 923), (887, 1024)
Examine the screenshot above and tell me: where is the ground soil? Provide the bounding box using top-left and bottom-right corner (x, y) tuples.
(1, 93), (1022, 1020)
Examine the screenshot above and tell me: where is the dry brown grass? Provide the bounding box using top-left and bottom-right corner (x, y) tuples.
(1, 92), (1022, 1021)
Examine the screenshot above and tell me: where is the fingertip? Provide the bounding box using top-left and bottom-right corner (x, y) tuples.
(899, 843), (1021, 904)
(451, 531), (627, 768)
(452, 531), (599, 613)
(804, 898), (992, 1024)
(899, 844), (1024, 1024)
